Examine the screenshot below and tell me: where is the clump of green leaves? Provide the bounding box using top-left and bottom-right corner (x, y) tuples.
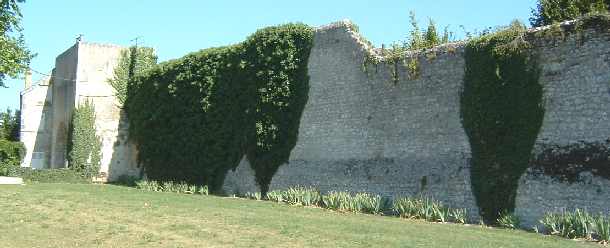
(0, 0), (34, 88)
(108, 46), (157, 106)
(392, 196), (468, 224)
(530, 0), (609, 27)
(126, 24), (314, 194)
(594, 215), (610, 242)
(67, 101), (102, 179)
(281, 186), (321, 206)
(392, 196), (457, 223)
(540, 209), (593, 239)
(406, 11), (450, 51)
(497, 212), (521, 229)
(0, 139), (24, 176)
(368, 12), (452, 83)
(135, 180), (209, 195)
(0, 108), (20, 141)
(461, 20), (544, 224)
(20, 168), (90, 184)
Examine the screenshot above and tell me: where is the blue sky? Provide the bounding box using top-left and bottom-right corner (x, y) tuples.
(0, 0), (537, 110)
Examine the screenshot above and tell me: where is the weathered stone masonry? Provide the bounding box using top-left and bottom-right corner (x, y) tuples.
(224, 20), (610, 225)
(20, 20), (610, 225)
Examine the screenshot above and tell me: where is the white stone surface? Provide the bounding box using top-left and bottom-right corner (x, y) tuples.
(0, 177), (24, 185)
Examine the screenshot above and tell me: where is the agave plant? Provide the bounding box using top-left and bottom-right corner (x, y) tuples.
(497, 212), (520, 229)
(266, 190), (284, 203)
(594, 215), (610, 242)
(540, 209), (593, 239)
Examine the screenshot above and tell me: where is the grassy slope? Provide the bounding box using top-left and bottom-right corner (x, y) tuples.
(0, 184), (597, 248)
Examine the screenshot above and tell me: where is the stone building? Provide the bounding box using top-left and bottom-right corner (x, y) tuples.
(20, 41), (140, 181)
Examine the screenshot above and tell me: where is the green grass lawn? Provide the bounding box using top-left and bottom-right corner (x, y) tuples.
(0, 184), (598, 248)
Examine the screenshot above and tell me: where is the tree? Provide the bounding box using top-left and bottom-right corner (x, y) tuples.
(0, 0), (33, 88)
(530, 0), (609, 27)
(0, 108), (20, 141)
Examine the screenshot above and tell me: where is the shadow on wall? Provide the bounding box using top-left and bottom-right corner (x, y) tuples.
(106, 109), (141, 182)
(25, 72), (55, 169)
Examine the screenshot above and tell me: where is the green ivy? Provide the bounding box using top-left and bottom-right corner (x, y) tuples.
(125, 24), (314, 194)
(67, 100), (102, 178)
(108, 46), (157, 106)
(461, 21), (545, 224)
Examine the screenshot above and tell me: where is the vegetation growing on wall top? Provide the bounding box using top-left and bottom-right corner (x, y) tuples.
(67, 100), (102, 179)
(461, 21), (544, 224)
(125, 23), (314, 194)
(362, 12), (452, 84)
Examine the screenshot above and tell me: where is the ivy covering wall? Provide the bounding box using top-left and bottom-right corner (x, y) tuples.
(67, 100), (102, 178)
(125, 24), (314, 193)
(108, 46), (158, 106)
(461, 21), (545, 223)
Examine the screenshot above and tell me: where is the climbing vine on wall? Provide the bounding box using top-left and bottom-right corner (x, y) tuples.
(67, 100), (102, 178)
(108, 46), (157, 106)
(461, 21), (545, 224)
(125, 24), (313, 193)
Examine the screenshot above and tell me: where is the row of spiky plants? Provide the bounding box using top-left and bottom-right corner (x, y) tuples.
(260, 187), (389, 214)
(540, 209), (610, 242)
(135, 180), (209, 195)
(251, 187), (467, 222)
(392, 196), (467, 224)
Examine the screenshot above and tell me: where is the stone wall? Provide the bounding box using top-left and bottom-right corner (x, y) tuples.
(75, 42), (140, 181)
(22, 42), (141, 181)
(515, 27), (610, 228)
(224, 20), (480, 218)
(224, 20), (610, 224)
(20, 76), (52, 169)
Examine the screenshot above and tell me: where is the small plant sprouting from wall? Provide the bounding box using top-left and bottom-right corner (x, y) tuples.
(108, 46), (157, 106)
(461, 20), (544, 224)
(532, 139), (610, 182)
(362, 11), (451, 84)
(67, 100), (102, 178)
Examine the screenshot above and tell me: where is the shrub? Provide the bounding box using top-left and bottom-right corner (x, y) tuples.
(450, 208), (467, 224)
(353, 193), (389, 214)
(497, 212), (521, 229)
(135, 180), (209, 195)
(281, 186), (321, 206)
(594, 215), (610, 242)
(392, 196), (453, 223)
(540, 209), (593, 239)
(245, 192), (262, 200)
(114, 175), (141, 186)
(266, 190), (283, 202)
(322, 191), (349, 211)
(21, 168), (90, 184)
(0, 139), (24, 176)
(135, 180), (160, 191)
